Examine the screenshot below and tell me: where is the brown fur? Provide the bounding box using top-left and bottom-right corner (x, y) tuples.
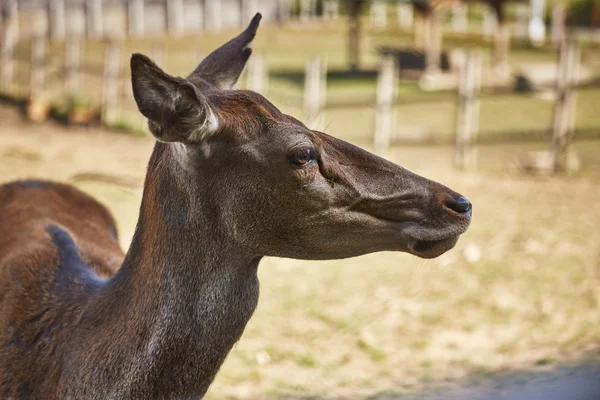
(0, 180), (122, 277)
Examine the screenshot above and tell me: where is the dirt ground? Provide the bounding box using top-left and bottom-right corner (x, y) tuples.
(1, 104), (600, 399)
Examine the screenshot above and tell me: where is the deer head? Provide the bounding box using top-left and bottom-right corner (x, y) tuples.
(131, 14), (471, 262)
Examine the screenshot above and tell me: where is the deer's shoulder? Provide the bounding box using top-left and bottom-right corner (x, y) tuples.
(0, 179), (124, 278)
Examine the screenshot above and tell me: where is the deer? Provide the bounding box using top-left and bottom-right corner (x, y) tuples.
(0, 14), (472, 399)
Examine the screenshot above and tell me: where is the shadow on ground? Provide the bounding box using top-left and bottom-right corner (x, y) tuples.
(369, 362), (600, 400)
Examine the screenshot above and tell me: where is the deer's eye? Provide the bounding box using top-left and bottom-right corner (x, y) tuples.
(289, 148), (316, 168)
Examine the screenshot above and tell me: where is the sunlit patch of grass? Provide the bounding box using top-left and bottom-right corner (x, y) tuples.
(535, 357), (556, 366)
(460, 362), (498, 385)
(356, 338), (388, 363)
(366, 388), (406, 399)
(295, 354), (318, 368)
(108, 115), (148, 137)
(247, 370), (262, 384)
(410, 339), (429, 351)
(308, 309), (356, 332)
(496, 342), (518, 355)
(1, 146), (43, 161)
(420, 313), (445, 326)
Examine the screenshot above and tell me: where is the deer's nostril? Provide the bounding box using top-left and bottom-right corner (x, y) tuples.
(447, 196), (472, 216)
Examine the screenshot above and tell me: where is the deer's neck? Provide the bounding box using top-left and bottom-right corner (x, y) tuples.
(88, 143), (260, 397)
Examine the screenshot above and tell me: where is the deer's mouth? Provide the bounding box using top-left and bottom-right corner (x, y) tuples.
(407, 236), (460, 259)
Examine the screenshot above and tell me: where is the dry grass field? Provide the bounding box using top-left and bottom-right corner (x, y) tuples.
(1, 101), (599, 398)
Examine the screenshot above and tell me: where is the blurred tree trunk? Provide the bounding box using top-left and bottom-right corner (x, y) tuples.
(347, 0), (366, 71)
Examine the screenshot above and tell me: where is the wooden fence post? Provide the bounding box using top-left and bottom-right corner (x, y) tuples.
(128, 0), (145, 37)
(348, 2), (361, 70)
(529, 0), (546, 46)
(0, 0), (18, 93)
(309, 0), (318, 21)
(300, 0), (308, 21)
(86, 0), (104, 38)
(514, 4), (529, 39)
(425, 11), (443, 76)
(454, 51), (481, 171)
(205, 0), (223, 32)
(30, 30), (46, 93)
(451, 4), (467, 33)
(374, 54), (397, 153)
(323, 0), (339, 20)
(482, 7), (497, 40)
(276, 0), (291, 24)
(397, 2), (413, 30)
(493, 21), (511, 75)
(241, 0), (258, 26)
(551, 39), (579, 172)
(246, 54), (267, 94)
(414, 12), (427, 48)
(167, 0), (184, 37)
(370, 0), (387, 30)
(304, 57), (326, 128)
(48, 0), (66, 40)
(65, 36), (81, 94)
(300, 0), (317, 21)
(102, 40), (121, 125)
(551, 5), (566, 48)
(3, 0), (19, 37)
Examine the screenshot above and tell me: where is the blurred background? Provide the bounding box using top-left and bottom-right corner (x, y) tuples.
(1, 0), (599, 398)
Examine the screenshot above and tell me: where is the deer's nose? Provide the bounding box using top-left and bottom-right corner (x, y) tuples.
(446, 196), (472, 216)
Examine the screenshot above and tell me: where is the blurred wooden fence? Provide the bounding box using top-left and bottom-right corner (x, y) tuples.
(1, 31), (598, 174)
(4, 0), (597, 44)
(0, 35), (130, 125)
(0, 0), (334, 40)
(1, 1), (600, 174)
(295, 38), (599, 174)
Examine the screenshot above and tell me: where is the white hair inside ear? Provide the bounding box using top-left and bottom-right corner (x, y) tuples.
(188, 106), (219, 142)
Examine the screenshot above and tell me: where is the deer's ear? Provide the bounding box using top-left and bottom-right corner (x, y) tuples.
(131, 54), (218, 143)
(189, 13), (261, 89)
